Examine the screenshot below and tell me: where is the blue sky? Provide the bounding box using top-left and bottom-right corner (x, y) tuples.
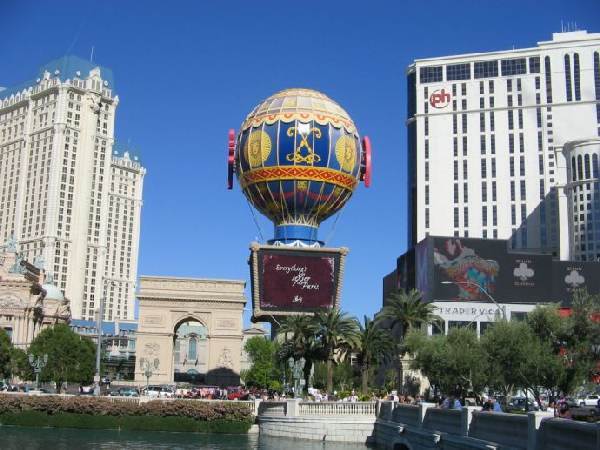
(2, 1), (599, 326)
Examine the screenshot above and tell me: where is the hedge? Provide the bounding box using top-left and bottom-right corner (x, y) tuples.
(0, 395), (253, 433)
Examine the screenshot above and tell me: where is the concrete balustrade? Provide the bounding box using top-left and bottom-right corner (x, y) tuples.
(373, 401), (600, 450)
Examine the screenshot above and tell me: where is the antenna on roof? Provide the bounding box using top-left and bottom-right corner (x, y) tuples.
(561, 20), (564, 32)
(90, 46), (95, 63)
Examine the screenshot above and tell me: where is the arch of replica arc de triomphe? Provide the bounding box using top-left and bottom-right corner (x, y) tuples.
(134, 275), (246, 386)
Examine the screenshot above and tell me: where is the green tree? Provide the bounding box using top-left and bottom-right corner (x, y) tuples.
(242, 336), (280, 389)
(313, 309), (360, 394)
(356, 315), (395, 394)
(376, 289), (441, 393)
(277, 315), (320, 390)
(10, 347), (32, 380)
(0, 328), (13, 379)
(406, 327), (488, 398)
(28, 324), (95, 391)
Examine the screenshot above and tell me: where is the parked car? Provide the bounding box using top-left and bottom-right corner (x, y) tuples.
(100, 376), (111, 385)
(79, 385), (95, 395)
(578, 394), (600, 407)
(110, 387), (139, 397)
(508, 397), (539, 412)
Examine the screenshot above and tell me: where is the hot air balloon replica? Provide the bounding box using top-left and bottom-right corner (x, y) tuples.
(227, 88), (371, 321)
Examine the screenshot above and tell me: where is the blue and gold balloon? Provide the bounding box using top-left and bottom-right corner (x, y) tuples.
(228, 88), (371, 245)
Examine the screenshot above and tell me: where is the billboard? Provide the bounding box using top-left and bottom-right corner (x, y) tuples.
(432, 237), (553, 303)
(391, 236), (600, 307)
(552, 261), (600, 306)
(249, 244), (347, 320)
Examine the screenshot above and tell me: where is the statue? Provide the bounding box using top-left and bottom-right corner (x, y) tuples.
(288, 357), (306, 398)
(4, 234), (17, 253)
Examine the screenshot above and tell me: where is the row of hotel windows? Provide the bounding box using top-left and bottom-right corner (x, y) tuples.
(420, 56), (541, 83)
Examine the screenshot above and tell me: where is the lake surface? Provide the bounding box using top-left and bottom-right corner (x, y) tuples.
(0, 426), (370, 450)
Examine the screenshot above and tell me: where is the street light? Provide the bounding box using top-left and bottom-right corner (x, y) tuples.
(28, 354), (48, 391)
(441, 280), (507, 320)
(95, 280), (115, 395)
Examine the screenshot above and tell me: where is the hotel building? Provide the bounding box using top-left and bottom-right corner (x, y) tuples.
(407, 30), (600, 259)
(0, 56), (145, 321)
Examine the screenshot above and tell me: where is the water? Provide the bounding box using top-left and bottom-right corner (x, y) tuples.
(0, 426), (370, 450)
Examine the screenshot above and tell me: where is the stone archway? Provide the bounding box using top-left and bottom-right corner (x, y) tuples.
(134, 276), (246, 386)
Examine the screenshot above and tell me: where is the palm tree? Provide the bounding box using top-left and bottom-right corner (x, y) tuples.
(376, 289), (441, 393)
(277, 315), (320, 390)
(356, 315), (395, 394)
(314, 309), (360, 394)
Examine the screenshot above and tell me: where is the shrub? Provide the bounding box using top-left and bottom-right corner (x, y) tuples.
(0, 394), (253, 433)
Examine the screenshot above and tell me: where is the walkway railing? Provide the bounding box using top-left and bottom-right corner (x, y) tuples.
(298, 401), (376, 416)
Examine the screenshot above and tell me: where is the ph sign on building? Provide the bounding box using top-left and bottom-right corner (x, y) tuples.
(429, 88), (451, 109)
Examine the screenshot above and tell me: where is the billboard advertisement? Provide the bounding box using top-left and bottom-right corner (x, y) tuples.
(552, 261), (600, 306)
(249, 244), (347, 320)
(430, 237), (553, 303)
(393, 235), (600, 307)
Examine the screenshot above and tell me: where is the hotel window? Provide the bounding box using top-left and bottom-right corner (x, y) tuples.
(520, 180), (526, 200)
(518, 110), (523, 129)
(511, 205), (516, 225)
(464, 208), (469, 228)
(501, 58), (526, 76)
(529, 56), (540, 73)
(463, 182), (468, 202)
(509, 134), (515, 153)
(474, 60), (498, 78)
(461, 83), (466, 95)
(454, 161), (458, 180)
(453, 137), (458, 157)
(424, 117), (429, 135)
(447, 63), (471, 81)
(482, 182), (487, 202)
(480, 135), (486, 153)
(480, 113), (485, 132)
(425, 185), (429, 205)
(481, 159), (487, 178)
(510, 157), (515, 177)
(463, 160), (468, 179)
(507, 79), (513, 93)
(594, 52), (600, 123)
(489, 80), (494, 93)
(539, 179), (545, 199)
(425, 140), (429, 159)
(463, 136), (468, 156)
(489, 112), (495, 131)
(453, 114), (457, 134)
(544, 56), (553, 103)
(493, 205), (498, 225)
(511, 181), (516, 201)
(535, 77), (540, 90)
(491, 158), (496, 177)
(508, 110), (514, 130)
(564, 54), (573, 102)
(454, 183), (459, 203)
(482, 206), (488, 226)
(539, 155), (544, 175)
(454, 207), (459, 228)
(480, 82), (484, 95)
(517, 79), (522, 91)
(420, 66), (443, 83)
(462, 114), (467, 133)
(574, 53), (581, 101)
(520, 156), (525, 176)
(519, 133), (524, 152)
(491, 135), (496, 154)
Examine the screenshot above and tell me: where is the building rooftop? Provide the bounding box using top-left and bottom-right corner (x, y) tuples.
(1, 55), (114, 100)
(410, 30), (600, 66)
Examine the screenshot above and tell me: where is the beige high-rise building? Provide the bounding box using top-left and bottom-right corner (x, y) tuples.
(0, 55), (145, 321)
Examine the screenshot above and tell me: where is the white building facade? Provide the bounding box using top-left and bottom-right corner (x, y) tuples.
(0, 56), (145, 321)
(562, 138), (600, 261)
(407, 30), (600, 257)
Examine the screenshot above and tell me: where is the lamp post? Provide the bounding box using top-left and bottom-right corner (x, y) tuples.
(441, 280), (507, 320)
(28, 354), (48, 391)
(140, 358), (159, 391)
(95, 281), (116, 395)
